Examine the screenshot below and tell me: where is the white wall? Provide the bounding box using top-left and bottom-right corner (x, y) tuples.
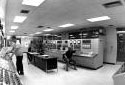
(104, 27), (117, 64)
(21, 36), (32, 52)
(0, 0), (7, 34)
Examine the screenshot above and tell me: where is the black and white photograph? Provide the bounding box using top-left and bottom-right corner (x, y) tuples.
(0, 0), (125, 85)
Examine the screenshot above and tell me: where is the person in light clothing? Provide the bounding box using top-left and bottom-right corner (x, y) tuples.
(10, 35), (24, 75)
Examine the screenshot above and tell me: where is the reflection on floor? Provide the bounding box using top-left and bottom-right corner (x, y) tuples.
(12, 54), (122, 85)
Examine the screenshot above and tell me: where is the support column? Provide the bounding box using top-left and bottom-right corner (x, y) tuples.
(104, 26), (117, 64)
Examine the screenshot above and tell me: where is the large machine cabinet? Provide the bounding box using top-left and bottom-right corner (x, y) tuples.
(29, 54), (58, 72)
(73, 54), (102, 69)
(44, 37), (104, 69)
(35, 55), (57, 72)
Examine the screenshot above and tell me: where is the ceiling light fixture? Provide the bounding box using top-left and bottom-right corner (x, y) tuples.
(13, 16), (27, 23)
(83, 33), (87, 35)
(9, 30), (15, 33)
(29, 34), (34, 35)
(35, 32), (42, 34)
(59, 23), (74, 27)
(21, 36), (26, 38)
(43, 29), (54, 31)
(22, 0), (45, 6)
(44, 34), (51, 36)
(117, 31), (125, 33)
(58, 36), (62, 37)
(87, 16), (111, 22)
(11, 26), (18, 29)
(29, 34), (34, 36)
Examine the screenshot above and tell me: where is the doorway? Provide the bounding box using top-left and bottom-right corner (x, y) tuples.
(117, 33), (125, 62)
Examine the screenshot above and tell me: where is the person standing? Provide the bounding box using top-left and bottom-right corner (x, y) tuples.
(10, 35), (24, 75)
(27, 41), (32, 64)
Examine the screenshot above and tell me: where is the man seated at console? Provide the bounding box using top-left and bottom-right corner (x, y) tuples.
(63, 47), (77, 71)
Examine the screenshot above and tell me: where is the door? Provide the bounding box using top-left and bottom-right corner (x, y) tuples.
(117, 34), (125, 62)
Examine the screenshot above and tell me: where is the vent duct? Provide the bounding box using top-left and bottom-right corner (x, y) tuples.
(103, 1), (122, 8)
(20, 10), (30, 14)
(37, 26), (44, 28)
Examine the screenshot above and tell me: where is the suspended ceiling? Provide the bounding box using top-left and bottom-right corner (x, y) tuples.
(5, 0), (125, 36)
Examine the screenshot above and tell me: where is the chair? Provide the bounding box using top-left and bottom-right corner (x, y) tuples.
(62, 54), (77, 71)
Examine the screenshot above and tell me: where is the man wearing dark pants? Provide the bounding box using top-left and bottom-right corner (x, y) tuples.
(27, 42), (32, 64)
(16, 56), (24, 74)
(64, 47), (77, 71)
(10, 35), (24, 75)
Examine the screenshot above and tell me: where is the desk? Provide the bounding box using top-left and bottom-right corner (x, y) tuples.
(27, 52), (39, 64)
(72, 53), (103, 69)
(28, 54), (57, 72)
(28, 52), (40, 55)
(35, 55), (57, 72)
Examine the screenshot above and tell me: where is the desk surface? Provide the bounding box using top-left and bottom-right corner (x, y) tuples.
(37, 55), (57, 59)
(73, 54), (97, 58)
(28, 52), (40, 55)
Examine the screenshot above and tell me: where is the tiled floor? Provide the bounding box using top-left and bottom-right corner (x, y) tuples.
(12, 54), (122, 85)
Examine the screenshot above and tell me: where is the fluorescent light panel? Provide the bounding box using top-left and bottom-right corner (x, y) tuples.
(83, 33), (87, 35)
(29, 34), (34, 37)
(11, 26), (18, 29)
(57, 36), (62, 37)
(43, 29), (54, 31)
(70, 35), (73, 36)
(44, 34), (51, 36)
(87, 16), (111, 22)
(59, 24), (74, 27)
(13, 16), (27, 23)
(29, 34), (34, 36)
(117, 31), (125, 33)
(22, 0), (45, 6)
(35, 32), (42, 34)
(9, 30), (15, 33)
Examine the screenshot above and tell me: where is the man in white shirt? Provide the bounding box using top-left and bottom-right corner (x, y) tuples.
(10, 35), (24, 75)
